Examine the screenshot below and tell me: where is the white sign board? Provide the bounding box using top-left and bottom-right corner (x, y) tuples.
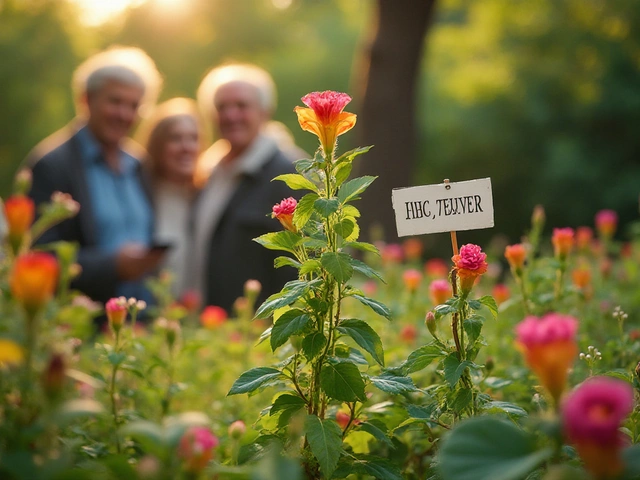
(391, 178), (494, 237)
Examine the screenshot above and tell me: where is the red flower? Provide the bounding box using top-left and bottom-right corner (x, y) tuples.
(272, 197), (297, 233)
(294, 91), (357, 154)
(4, 195), (35, 253)
(200, 305), (227, 329)
(452, 244), (488, 296)
(10, 252), (59, 316)
(552, 228), (575, 260)
(492, 283), (511, 305)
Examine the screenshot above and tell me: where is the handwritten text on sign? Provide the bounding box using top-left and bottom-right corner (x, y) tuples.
(391, 178), (494, 237)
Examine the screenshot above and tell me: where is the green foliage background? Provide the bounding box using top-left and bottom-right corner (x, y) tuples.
(1, 0), (639, 242)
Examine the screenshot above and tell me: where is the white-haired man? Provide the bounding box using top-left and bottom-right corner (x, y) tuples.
(192, 63), (297, 313)
(28, 47), (165, 307)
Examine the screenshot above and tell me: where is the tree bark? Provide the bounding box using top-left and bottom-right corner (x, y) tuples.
(354, 0), (436, 243)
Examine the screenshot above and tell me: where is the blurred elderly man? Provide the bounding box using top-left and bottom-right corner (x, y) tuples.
(192, 63), (296, 313)
(28, 46), (165, 306)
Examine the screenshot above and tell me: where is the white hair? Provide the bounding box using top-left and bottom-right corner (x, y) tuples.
(72, 46), (162, 117)
(196, 63), (276, 122)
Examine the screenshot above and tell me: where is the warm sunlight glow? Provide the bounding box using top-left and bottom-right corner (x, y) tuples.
(71, 0), (146, 25)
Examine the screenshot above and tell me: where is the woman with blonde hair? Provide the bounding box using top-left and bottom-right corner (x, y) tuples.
(136, 97), (205, 297)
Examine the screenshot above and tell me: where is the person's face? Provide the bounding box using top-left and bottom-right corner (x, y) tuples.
(158, 116), (199, 183)
(213, 81), (268, 152)
(86, 79), (144, 147)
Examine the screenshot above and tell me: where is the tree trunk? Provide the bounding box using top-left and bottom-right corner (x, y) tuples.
(354, 0), (436, 243)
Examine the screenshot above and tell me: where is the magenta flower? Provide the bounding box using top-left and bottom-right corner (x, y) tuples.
(595, 209), (618, 239)
(453, 244), (488, 272)
(562, 377), (634, 478)
(272, 197), (297, 232)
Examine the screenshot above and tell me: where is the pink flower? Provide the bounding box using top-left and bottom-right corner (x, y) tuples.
(272, 197), (297, 232)
(178, 426), (219, 473)
(595, 209), (618, 239)
(402, 238), (423, 261)
(106, 297), (127, 332)
(552, 228), (575, 260)
(452, 244), (488, 296)
(562, 377), (634, 479)
(381, 243), (404, 264)
(429, 279), (452, 305)
(576, 226), (593, 251)
(228, 420), (246, 439)
(515, 313), (578, 402)
(402, 269), (422, 292)
(400, 324), (418, 344)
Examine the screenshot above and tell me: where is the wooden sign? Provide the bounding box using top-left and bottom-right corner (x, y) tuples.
(391, 178), (494, 237)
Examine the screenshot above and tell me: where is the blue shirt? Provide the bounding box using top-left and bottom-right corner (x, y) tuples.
(76, 126), (154, 302)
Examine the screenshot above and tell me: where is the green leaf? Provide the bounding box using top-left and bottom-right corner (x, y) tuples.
(370, 373), (417, 394)
(55, 399), (105, 426)
(343, 241), (379, 254)
(320, 362), (366, 402)
(228, 367), (283, 396)
(337, 176), (377, 204)
(438, 417), (553, 480)
(350, 294), (391, 320)
(479, 295), (499, 319)
(255, 280), (317, 319)
(337, 319), (384, 366)
(358, 421), (394, 449)
(434, 303), (457, 319)
(272, 173), (318, 192)
(302, 332), (327, 359)
(314, 197), (340, 218)
(402, 344), (448, 374)
(294, 157), (314, 174)
(293, 192), (319, 230)
(304, 415), (343, 479)
(333, 161), (352, 187)
(449, 387), (473, 412)
(254, 231), (303, 255)
(270, 394), (306, 428)
(484, 401), (528, 418)
(622, 444), (640, 479)
(321, 252), (353, 283)
(358, 457), (404, 480)
(343, 218), (359, 242)
(334, 218), (355, 239)
(406, 403), (438, 420)
(120, 421), (165, 456)
(299, 259), (322, 276)
(463, 316), (483, 344)
(349, 257), (384, 282)
(107, 352), (126, 366)
(443, 353), (473, 387)
(271, 310), (311, 351)
(274, 256), (301, 269)
(333, 145), (373, 165)
(342, 204), (361, 218)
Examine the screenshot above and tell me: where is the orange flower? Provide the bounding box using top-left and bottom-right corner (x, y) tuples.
(10, 252), (59, 316)
(452, 244), (488, 297)
(504, 244), (527, 275)
(402, 238), (423, 261)
(429, 279), (452, 305)
(571, 267), (591, 290)
(552, 228), (575, 261)
(515, 313), (578, 403)
(400, 324), (418, 344)
(200, 305), (227, 329)
(575, 227), (593, 251)
(492, 283), (511, 305)
(294, 91), (356, 155)
(4, 195), (35, 253)
(402, 269), (422, 292)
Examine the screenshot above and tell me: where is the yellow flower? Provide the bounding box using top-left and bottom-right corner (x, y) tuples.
(0, 338), (24, 367)
(294, 91), (356, 155)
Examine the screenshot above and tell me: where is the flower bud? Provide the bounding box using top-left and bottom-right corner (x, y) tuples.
(165, 320), (181, 349)
(335, 411), (350, 430)
(177, 426), (219, 473)
(13, 169), (32, 195)
(10, 252), (59, 317)
(532, 204), (545, 230)
(402, 269), (422, 293)
(4, 195), (35, 253)
(485, 356), (495, 373)
(105, 297), (127, 333)
(552, 228), (575, 261)
(42, 353), (66, 399)
(228, 420), (246, 440)
(425, 311), (437, 338)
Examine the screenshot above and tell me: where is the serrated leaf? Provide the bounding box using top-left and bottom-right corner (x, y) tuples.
(406, 403), (438, 420)
(370, 373), (417, 394)
(254, 231), (303, 255)
(349, 257), (384, 282)
(274, 256), (301, 269)
(299, 259), (322, 276)
(228, 367), (283, 396)
(272, 173), (318, 192)
(255, 280), (317, 319)
(314, 197), (340, 217)
(350, 294), (391, 319)
(344, 241), (379, 254)
(321, 252), (353, 283)
(359, 457), (404, 480)
(271, 310), (311, 351)
(271, 394), (306, 428)
(434, 303), (457, 319)
(342, 204), (361, 218)
(334, 218), (355, 239)
(293, 192), (319, 230)
(337, 319), (384, 366)
(463, 316), (483, 344)
(334, 161), (352, 187)
(320, 362), (366, 402)
(294, 158), (314, 173)
(450, 387), (473, 412)
(333, 145), (373, 165)
(302, 332), (327, 359)
(443, 354), (472, 388)
(304, 416), (343, 479)
(479, 295), (499, 320)
(337, 176), (377, 204)
(402, 344), (447, 374)
(343, 218), (360, 242)
(438, 417), (553, 480)
(358, 421), (394, 449)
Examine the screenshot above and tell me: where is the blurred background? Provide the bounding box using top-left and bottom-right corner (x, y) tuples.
(1, 0), (639, 254)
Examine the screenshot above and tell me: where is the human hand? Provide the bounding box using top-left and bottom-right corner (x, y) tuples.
(115, 243), (167, 281)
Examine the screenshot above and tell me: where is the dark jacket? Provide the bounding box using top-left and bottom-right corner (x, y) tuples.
(203, 149), (298, 313)
(27, 129), (152, 304)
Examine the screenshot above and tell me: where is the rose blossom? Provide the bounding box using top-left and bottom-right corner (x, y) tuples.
(452, 244), (488, 296)
(272, 197), (297, 232)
